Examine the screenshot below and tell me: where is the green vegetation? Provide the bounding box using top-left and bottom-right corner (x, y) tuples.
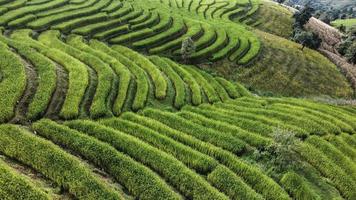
(332, 18), (356, 30)
(0, 0), (356, 199)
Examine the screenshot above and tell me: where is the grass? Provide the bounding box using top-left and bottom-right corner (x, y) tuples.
(332, 18), (356, 30)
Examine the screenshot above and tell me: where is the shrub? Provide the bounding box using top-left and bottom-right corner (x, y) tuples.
(33, 119), (180, 200)
(0, 124), (122, 200)
(215, 77), (240, 98)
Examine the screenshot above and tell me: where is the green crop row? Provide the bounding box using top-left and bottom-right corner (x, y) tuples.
(136, 108), (291, 200)
(100, 116), (219, 173)
(0, 124), (122, 200)
(0, 159), (50, 200)
(0, 40), (26, 123)
(149, 56), (186, 108)
(65, 120), (229, 200)
(10, 29), (88, 119)
(142, 108), (247, 154)
(33, 119), (180, 200)
(280, 172), (320, 200)
(113, 45), (167, 99)
(0, 35), (57, 120)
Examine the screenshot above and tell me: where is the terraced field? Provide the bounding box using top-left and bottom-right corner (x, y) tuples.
(0, 0), (262, 65)
(1, 0), (356, 200)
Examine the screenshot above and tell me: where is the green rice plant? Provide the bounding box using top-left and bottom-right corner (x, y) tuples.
(229, 37), (249, 61)
(215, 77), (240, 98)
(102, 0), (123, 13)
(93, 24), (130, 40)
(65, 120), (229, 200)
(271, 103), (353, 134)
(268, 98), (356, 132)
(296, 142), (356, 200)
(215, 102), (324, 136)
(130, 12), (160, 30)
(110, 14), (172, 44)
(89, 40), (148, 111)
(132, 18), (186, 49)
(190, 28), (228, 60)
(52, 12), (108, 33)
(11, 29), (88, 119)
(0, 36), (56, 120)
(0, 159), (50, 200)
(33, 119), (181, 200)
(0, 124), (122, 200)
(329, 135), (356, 162)
(141, 108), (246, 153)
(207, 165), (264, 200)
(183, 65), (220, 103)
(177, 110), (272, 149)
(135, 109), (290, 200)
(35, 0), (96, 17)
(87, 40), (131, 115)
(28, 0), (111, 29)
(149, 20), (203, 54)
(72, 10), (142, 36)
(149, 56), (186, 108)
(7, 14), (36, 28)
(235, 82), (253, 97)
(182, 105), (277, 137)
(100, 115), (219, 173)
(112, 45), (167, 99)
(237, 36), (261, 65)
(306, 136), (356, 182)
(39, 31), (113, 118)
(280, 172), (321, 200)
(0, 0), (67, 25)
(0, 0), (27, 10)
(210, 33), (240, 61)
(267, 104), (341, 135)
(163, 58), (202, 105)
(0, 40), (26, 123)
(191, 66), (230, 101)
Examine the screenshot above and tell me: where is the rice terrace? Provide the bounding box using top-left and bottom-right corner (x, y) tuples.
(0, 0), (356, 199)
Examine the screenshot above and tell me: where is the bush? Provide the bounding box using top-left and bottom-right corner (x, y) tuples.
(0, 124), (122, 200)
(215, 78), (240, 98)
(33, 119), (180, 200)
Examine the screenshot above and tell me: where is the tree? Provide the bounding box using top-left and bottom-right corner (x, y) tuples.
(293, 31), (321, 50)
(337, 38), (353, 56)
(181, 37), (196, 63)
(293, 4), (314, 28)
(345, 42), (356, 64)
